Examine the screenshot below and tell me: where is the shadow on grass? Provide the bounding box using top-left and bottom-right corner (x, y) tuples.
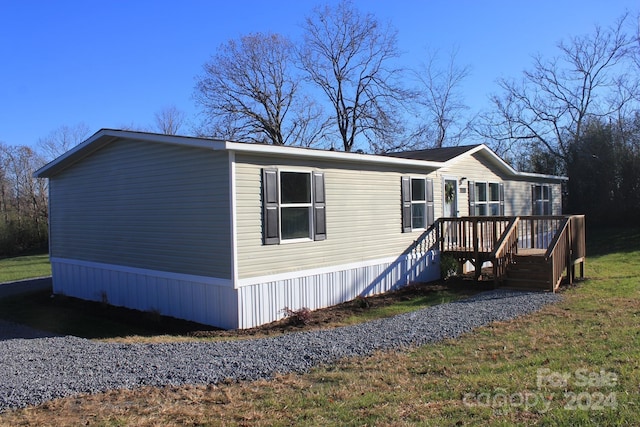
(586, 226), (640, 257)
(0, 290), (218, 340)
(0, 280), (484, 341)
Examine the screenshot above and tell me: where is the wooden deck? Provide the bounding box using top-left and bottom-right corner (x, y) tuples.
(412, 215), (586, 292)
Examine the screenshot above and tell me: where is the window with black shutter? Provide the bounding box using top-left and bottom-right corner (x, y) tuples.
(401, 176), (434, 231)
(262, 169), (326, 244)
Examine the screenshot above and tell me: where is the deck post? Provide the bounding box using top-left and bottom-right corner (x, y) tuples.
(567, 225), (573, 285)
(473, 218), (481, 280)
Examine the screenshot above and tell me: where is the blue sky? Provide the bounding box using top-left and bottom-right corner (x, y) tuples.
(1, 0), (637, 148)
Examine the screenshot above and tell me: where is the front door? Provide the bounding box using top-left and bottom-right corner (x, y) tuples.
(444, 178), (458, 218)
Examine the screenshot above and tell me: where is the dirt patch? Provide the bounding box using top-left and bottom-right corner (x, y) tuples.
(190, 277), (493, 340)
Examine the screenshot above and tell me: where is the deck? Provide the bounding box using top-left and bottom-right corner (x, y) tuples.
(412, 215), (586, 292)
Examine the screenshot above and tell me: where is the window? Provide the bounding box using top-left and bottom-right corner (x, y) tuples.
(469, 181), (504, 216)
(532, 184), (551, 215)
(411, 178), (426, 229)
(262, 169), (326, 244)
(402, 177), (434, 232)
(280, 172), (311, 240)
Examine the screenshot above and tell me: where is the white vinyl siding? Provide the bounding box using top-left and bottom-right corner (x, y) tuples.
(48, 138), (232, 278)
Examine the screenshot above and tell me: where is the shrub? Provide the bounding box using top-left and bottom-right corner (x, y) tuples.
(440, 254), (459, 280)
(281, 306), (312, 325)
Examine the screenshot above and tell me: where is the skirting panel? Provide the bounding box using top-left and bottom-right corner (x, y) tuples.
(237, 250), (440, 329)
(50, 258), (239, 329)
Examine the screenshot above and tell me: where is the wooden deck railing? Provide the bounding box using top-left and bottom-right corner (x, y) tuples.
(544, 214), (586, 290)
(434, 215), (586, 291)
(490, 217), (520, 284)
(516, 216), (565, 250)
(438, 216), (512, 252)
(411, 221), (440, 254)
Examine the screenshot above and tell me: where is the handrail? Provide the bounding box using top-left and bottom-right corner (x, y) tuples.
(433, 214), (585, 291)
(491, 216), (520, 259)
(544, 217), (570, 260)
(411, 220), (440, 255)
(491, 216), (520, 283)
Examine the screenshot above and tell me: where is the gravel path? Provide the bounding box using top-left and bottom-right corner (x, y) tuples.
(0, 289), (561, 412)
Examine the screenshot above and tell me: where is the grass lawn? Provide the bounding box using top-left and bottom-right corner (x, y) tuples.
(0, 253), (50, 283)
(0, 227), (638, 425)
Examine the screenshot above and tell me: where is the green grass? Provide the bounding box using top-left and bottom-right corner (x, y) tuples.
(0, 227), (638, 426)
(0, 253), (51, 283)
(342, 290), (464, 324)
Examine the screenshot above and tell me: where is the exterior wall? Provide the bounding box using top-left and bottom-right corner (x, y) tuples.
(236, 251), (439, 329)
(50, 258), (239, 329)
(232, 154), (441, 327)
(429, 151), (564, 216)
(430, 151), (503, 217)
(48, 138), (232, 278)
(234, 154), (438, 280)
(504, 180), (563, 215)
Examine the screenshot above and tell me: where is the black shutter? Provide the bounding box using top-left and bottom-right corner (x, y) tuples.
(499, 182), (505, 215)
(313, 171), (326, 241)
(401, 176), (411, 232)
(531, 184), (536, 215)
(426, 178), (435, 226)
(468, 181), (475, 216)
(262, 169), (279, 245)
(547, 185), (553, 215)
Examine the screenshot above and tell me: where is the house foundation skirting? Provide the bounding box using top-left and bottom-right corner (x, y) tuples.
(50, 251), (440, 330)
(236, 250), (440, 329)
(50, 257), (239, 330)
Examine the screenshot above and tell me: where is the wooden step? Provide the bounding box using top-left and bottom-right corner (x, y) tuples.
(503, 277), (552, 291)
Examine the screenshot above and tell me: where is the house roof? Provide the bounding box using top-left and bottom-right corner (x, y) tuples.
(386, 145), (482, 162)
(34, 128), (567, 182)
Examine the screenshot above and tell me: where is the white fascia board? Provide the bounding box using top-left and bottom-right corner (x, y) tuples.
(515, 171), (569, 181)
(35, 128), (442, 177)
(223, 141), (444, 169)
(105, 129), (227, 150)
(35, 129), (227, 177)
(442, 144), (518, 175)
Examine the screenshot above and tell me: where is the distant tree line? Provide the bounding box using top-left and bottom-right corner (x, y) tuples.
(2, 2), (639, 257)
(0, 144), (48, 256)
(193, 2), (640, 225)
(567, 116), (640, 225)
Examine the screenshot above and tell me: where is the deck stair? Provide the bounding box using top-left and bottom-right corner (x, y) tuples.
(503, 249), (550, 290)
(429, 215), (586, 292)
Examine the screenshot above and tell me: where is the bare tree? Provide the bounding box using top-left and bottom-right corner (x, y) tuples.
(477, 13), (638, 170)
(194, 32), (322, 146)
(0, 144), (48, 253)
(413, 48), (472, 148)
(154, 105), (186, 135)
(37, 123), (90, 162)
(299, 0), (409, 152)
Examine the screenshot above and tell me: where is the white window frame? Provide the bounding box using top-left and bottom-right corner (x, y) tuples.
(278, 169), (313, 243)
(474, 181), (501, 216)
(533, 184), (551, 216)
(410, 177), (427, 230)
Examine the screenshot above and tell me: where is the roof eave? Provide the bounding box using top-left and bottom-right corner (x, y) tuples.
(224, 141), (444, 169)
(35, 129), (227, 178)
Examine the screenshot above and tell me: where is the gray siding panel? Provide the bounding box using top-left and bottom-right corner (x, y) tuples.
(49, 138), (231, 278)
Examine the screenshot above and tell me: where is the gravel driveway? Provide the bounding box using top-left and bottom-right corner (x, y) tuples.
(0, 285), (561, 412)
